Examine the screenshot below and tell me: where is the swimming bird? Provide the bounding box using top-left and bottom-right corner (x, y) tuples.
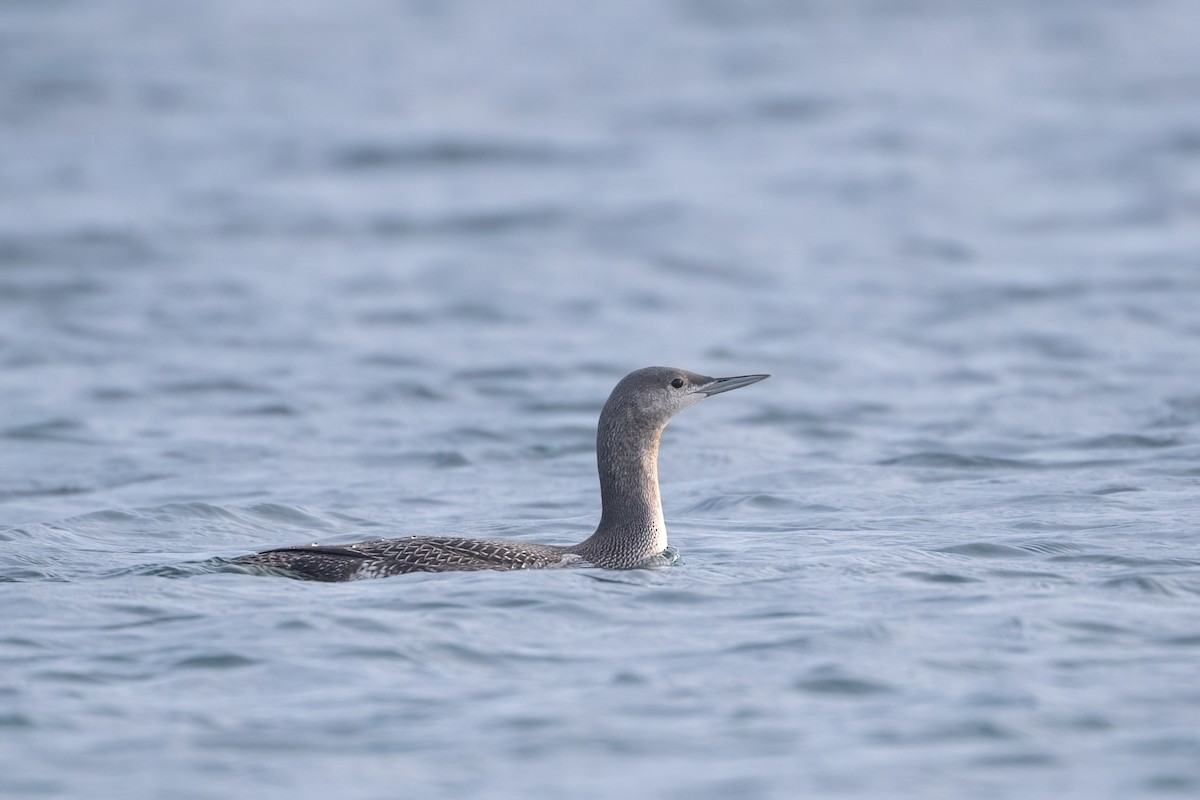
(234, 366), (768, 581)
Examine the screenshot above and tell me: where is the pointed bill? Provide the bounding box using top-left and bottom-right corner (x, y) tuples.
(695, 373), (770, 396)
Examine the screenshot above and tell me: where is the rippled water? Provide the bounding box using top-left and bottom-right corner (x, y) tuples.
(3, 0), (1200, 797)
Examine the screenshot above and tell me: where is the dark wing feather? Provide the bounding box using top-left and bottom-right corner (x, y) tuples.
(234, 545), (373, 582)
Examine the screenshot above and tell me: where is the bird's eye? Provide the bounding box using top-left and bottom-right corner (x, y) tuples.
(670, 377), (685, 389)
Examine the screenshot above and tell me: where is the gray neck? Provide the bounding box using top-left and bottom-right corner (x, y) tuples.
(570, 407), (668, 567)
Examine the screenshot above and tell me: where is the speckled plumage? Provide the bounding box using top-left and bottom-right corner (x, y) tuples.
(239, 537), (581, 581)
(234, 367), (768, 581)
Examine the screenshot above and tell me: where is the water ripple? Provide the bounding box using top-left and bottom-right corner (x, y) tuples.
(329, 138), (612, 170)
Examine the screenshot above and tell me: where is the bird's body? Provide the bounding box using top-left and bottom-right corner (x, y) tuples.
(234, 366), (768, 581)
(238, 537), (581, 581)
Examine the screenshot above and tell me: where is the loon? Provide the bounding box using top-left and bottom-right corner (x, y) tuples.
(234, 366), (768, 581)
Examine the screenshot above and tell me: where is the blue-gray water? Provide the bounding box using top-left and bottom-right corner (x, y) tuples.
(3, 1), (1200, 797)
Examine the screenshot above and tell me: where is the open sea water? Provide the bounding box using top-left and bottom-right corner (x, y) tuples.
(3, 1), (1200, 797)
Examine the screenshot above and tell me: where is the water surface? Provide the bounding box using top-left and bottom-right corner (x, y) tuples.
(3, 1), (1200, 798)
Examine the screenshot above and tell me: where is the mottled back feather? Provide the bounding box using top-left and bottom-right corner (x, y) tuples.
(236, 536), (578, 581)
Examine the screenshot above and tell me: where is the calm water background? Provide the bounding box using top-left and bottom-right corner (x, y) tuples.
(3, 1), (1200, 797)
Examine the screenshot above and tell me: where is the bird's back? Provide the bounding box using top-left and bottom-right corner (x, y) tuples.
(233, 536), (580, 581)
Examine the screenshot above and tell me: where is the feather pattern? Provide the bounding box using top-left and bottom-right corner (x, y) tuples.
(239, 537), (581, 581)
